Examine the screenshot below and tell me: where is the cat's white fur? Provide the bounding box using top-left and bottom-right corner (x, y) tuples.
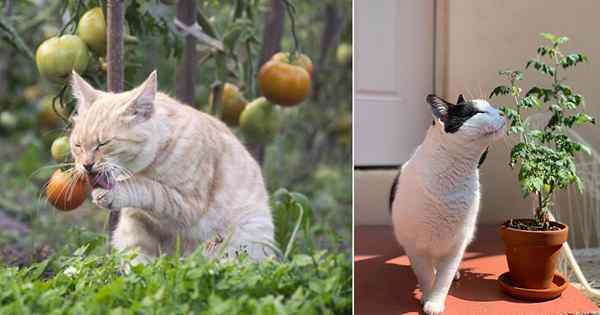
(391, 98), (506, 315)
(69, 71), (274, 264)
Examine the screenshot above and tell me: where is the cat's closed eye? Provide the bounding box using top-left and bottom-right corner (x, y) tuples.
(95, 139), (111, 151)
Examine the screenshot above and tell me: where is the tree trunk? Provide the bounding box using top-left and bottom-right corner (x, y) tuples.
(258, 0), (284, 69)
(253, 0), (285, 165)
(106, 0), (125, 247)
(176, 0), (197, 106)
(0, 0), (12, 97)
(106, 0), (124, 92)
(313, 3), (343, 100)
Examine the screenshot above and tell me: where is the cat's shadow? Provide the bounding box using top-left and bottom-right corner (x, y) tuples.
(450, 268), (529, 303)
(355, 226), (530, 314)
(355, 257), (529, 315)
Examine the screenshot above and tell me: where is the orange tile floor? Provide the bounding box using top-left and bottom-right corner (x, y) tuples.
(355, 225), (600, 315)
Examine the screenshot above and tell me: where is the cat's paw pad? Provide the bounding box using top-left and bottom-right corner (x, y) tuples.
(92, 188), (117, 210)
(423, 300), (444, 315)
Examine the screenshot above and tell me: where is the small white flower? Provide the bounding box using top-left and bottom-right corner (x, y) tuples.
(63, 266), (79, 277)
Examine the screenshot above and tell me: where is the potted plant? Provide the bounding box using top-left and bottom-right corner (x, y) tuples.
(490, 33), (595, 299)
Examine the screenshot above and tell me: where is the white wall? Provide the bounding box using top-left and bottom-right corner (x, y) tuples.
(354, 0), (434, 166)
(440, 0), (600, 224)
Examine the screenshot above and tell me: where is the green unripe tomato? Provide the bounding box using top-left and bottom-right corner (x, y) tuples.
(543, 184), (551, 194)
(239, 97), (280, 144)
(51, 136), (71, 161)
(36, 35), (89, 82)
(78, 7), (107, 56)
(336, 43), (352, 64)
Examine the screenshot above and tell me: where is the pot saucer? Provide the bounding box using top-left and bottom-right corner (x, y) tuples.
(498, 272), (568, 301)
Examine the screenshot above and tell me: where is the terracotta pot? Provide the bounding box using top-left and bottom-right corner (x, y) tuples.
(499, 219), (568, 289)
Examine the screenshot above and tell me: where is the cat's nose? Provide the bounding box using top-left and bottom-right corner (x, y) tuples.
(83, 163), (95, 173)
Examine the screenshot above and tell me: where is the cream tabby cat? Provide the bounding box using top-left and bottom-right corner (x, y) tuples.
(69, 70), (274, 264)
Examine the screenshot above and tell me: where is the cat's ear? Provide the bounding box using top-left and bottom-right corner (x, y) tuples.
(456, 94), (465, 104)
(71, 71), (99, 116)
(122, 70), (157, 122)
(426, 94), (452, 121)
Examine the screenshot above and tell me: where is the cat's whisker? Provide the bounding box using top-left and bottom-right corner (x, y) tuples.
(463, 82), (475, 101)
(477, 81), (484, 100)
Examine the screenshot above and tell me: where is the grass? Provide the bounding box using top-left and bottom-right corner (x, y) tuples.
(0, 232), (351, 314)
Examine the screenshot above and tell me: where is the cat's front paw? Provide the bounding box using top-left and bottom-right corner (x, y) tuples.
(92, 188), (119, 210)
(423, 300), (444, 315)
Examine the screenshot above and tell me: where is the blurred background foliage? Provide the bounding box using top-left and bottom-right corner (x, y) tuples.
(0, 0), (351, 262)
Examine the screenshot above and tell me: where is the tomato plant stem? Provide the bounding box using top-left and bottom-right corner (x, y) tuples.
(282, 0), (299, 61)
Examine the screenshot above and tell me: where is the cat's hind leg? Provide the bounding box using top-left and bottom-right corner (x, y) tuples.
(112, 208), (161, 267)
(423, 245), (467, 315)
(405, 249), (435, 304)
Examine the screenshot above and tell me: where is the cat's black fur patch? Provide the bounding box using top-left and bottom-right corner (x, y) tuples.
(478, 147), (489, 168)
(427, 94), (484, 134)
(443, 101), (483, 133)
(389, 169), (401, 213)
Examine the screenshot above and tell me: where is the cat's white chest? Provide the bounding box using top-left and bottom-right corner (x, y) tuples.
(392, 147), (481, 256)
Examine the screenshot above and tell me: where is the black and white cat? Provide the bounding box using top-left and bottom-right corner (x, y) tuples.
(389, 94), (506, 315)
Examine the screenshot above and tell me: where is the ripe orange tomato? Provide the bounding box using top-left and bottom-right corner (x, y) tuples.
(270, 52), (313, 77)
(47, 169), (88, 211)
(258, 60), (311, 107)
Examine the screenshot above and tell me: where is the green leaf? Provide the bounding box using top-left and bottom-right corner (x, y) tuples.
(489, 85), (510, 98)
(574, 113), (595, 126)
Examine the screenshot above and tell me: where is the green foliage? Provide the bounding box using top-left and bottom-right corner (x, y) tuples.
(491, 33), (595, 228)
(271, 188), (314, 258)
(0, 242), (351, 314)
